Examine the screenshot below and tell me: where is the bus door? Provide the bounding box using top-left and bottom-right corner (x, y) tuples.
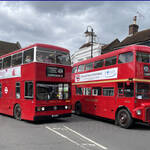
(22, 81), (34, 119)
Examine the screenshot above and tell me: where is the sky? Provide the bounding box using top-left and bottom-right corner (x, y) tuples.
(0, 1), (150, 54)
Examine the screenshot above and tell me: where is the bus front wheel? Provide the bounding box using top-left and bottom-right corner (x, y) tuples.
(75, 102), (82, 115)
(14, 104), (22, 120)
(116, 109), (133, 129)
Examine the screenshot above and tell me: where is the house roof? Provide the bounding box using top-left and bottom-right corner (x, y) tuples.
(0, 41), (21, 56)
(102, 28), (150, 54)
(101, 39), (120, 54)
(79, 42), (92, 49)
(115, 28), (150, 48)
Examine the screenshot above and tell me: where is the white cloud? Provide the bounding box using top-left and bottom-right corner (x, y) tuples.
(0, 1), (150, 54)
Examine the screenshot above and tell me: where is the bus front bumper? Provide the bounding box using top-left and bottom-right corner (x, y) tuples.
(133, 104), (150, 123)
(34, 113), (72, 121)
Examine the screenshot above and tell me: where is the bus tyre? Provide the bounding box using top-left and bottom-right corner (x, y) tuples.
(14, 104), (22, 120)
(116, 109), (133, 129)
(75, 102), (82, 115)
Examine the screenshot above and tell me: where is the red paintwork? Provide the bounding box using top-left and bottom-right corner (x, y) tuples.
(72, 45), (150, 124)
(0, 44), (72, 121)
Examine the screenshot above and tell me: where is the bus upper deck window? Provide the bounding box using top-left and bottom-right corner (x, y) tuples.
(3, 56), (11, 69)
(85, 63), (93, 71)
(72, 67), (77, 73)
(118, 52), (133, 64)
(78, 64), (85, 72)
(105, 56), (117, 66)
(12, 53), (22, 67)
(23, 49), (34, 64)
(0, 59), (2, 70)
(136, 51), (150, 63)
(94, 59), (104, 69)
(56, 52), (70, 65)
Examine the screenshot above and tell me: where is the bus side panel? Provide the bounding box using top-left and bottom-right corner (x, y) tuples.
(20, 100), (35, 121)
(72, 83), (117, 120)
(118, 62), (135, 79)
(0, 79), (14, 116)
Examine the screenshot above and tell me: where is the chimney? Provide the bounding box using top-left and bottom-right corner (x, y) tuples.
(129, 16), (139, 35)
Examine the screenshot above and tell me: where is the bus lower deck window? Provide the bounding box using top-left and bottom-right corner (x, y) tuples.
(16, 82), (20, 99)
(83, 88), (91, 96)
(103, 87), (114, 96)
(76, 86), (82, 95)
(92, 87), (101, 96)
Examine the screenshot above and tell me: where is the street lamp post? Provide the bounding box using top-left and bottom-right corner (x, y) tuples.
(85, 26), (94, 58)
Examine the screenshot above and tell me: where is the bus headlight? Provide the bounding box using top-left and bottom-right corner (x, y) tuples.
(65, 106), (68, 110)
(65, 105), (71, 110)
(136, 109), (142, 115)
(36, 107), (45, 111)
(41, 107), (45, 111)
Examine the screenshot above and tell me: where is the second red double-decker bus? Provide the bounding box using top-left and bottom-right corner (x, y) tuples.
(0, 43), (72, 121)
(72, 45), (150, 128)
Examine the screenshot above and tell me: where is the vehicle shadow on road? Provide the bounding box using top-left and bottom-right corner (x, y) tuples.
(0, 113), (72, 125)
(132, 122), (150, 130)
(78, 113), (115, 125)
(75, 113), (150, 130)
(26, 117), (72, 125)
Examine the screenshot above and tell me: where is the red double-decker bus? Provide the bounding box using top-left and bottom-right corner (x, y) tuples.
(0, 43), (72, 121)
(72, 45), (150, 128)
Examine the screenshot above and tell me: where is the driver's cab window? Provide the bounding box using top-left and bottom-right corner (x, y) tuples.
(25, 81), (33, 99)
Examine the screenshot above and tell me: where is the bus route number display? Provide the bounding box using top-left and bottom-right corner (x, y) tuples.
(46, 66), (64, 77)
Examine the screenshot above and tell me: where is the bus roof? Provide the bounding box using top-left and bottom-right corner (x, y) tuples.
(73, 45), (150, 67)
(0, 43), (69, 59)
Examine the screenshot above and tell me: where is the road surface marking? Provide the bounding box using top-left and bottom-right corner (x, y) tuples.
(52, 127), (68, 131)
(46, 126), (90, 150)
(45, 126), (108, 150)
(64, 126), (107, 150)
(82, 143), (96, 146)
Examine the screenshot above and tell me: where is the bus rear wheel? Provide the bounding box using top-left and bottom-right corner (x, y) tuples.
(75, 102), (82, 115)
(116, 109), (133, 129)
(14, 104), (22, 120)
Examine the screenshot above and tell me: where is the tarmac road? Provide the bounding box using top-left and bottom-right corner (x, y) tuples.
(0, 114), (150, 150)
